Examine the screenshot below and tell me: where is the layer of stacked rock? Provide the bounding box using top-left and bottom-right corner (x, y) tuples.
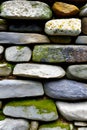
(0, 0), (87, 130)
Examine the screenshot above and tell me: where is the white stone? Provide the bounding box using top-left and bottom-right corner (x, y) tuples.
(74, 122), (87, 127)
(5, 46), (31, 62)
(78, 128), (87, 130)
(13, 63), (65, 78)
(30, 121), (39, 130)
(56, 101), (87, 121)
(45, 18), (81, 36)
(39, 127), (68, 130)
(0, 46), (4, 54)
(0, 118), (29, 130)
(0, 79), (44, 98)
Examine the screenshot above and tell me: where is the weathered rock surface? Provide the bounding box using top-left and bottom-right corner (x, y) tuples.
(75, 36), (87, 44)
(0, 63), (12, 76)
(52, 2), (79, 17)
(13, 63), (65, 79)
(45, 19), (81, 36)
(0, 79), (44, 98)
(0, 19), (7, 31)
(67, 65), (87, 80)
(1, 1), (52, 19)
(39, 120), (73, 130)
(33, 45), (87, 63)
(0, 32), (50, 44)
(56, 101), (87, 121)
(30, 121), (39, 130)
(3, 99), (58, 121)
(74, 122), (87, 127)
(79, 4), (87, 17)
(44, 79), (87, 100)
(0, 118), (30, 130)
(5, 46), (31, 62)
(82, 17), (87, 34)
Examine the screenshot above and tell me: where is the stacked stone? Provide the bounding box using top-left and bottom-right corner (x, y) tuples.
(0, 0), (87, 130)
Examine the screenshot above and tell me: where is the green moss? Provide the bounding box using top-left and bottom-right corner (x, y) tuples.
(5, 99), (57, 114)
(0, 111), (5, 120)
(16, 46), (25, 50)
(39, 120), (72, 130)
(0, 19), (6, 24)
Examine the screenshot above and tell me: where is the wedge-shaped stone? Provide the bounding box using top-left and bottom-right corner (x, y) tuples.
(79, 4), (87, 17)
(13, 63), (65, 79)
(44, 79), (87, 100)
(3, 99), (58, 121)
(33, 45), (87, 63)
(75, 36), (87, 44)
(5, 46), (31, 62)
(1, 1), (52, 19)
(45, 19), (81, 36)
(39, 120), (73, 130)
(67, 65), (87, 80)
(0, 32), (50, 44)
(56, 101), (87, 121)
(0, 118), (30, 130)
(0, 79), (44, 99)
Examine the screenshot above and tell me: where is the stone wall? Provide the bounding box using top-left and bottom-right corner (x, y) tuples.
(0, 0), (87, 130)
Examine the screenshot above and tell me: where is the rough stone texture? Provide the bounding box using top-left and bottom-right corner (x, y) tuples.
(0, 19), (7, 31)
(0, 63), (12, 76)
(79, 4), (87, 17)
(0, 32), (50, 44)
(1, 1), (52, 19)
(3, 99), (58, 121)
(67, 65), (87, 80)
(82, 17), (87, 34)
(44, 79), (87, 100)
(33, 45), (87, 63)
(39, 120), (73, 130)
(45, 19), (81, 36)
(52, 2), (79, 17)
(5, 46), (31, 62)
(0, 79), (44, 98)
(30, 121), (39, 130)
(0, 118), (30, 130)
(13, 63), (65, 79)
(49, 36), (71, 44)
(75, 36), (87, 44)
(78, 128), (87, 130)
(56, 101), (87, 121)
(74, 122), (87, 127)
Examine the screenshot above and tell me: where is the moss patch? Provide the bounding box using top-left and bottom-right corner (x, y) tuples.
(0, 111), (5, 120)
(16, 46), (25, 50)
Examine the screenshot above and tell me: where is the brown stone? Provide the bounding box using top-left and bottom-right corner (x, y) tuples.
(52, 2), (79, 17)
(82, 17), (87, 35)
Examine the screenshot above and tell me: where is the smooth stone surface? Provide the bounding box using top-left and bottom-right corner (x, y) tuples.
(78, 128), (87, 130)
(67, 65), (87, 80)
(0, 118), (30, 130)
(74, 122), (87, 127)
(39, 120), (73, 130)
(75, 36), (87, 44)
(13, 63), (65, 79)
(49, 36), (71, 44)
(0, 19), (7, 31)
(45, 19), (81, 36)
(79, 4), (87, 17)
(3, 99), (58, 121)
(44, 79), (87, 100)
(0, 46), (4, 60)
(5, 46), (31, 62)
(52, 2), (79, 17)
(0, 32), (50, 44)
(33, 45), (87, 63)
(82, 17), (87, 34)
(0, 79), (44, 98)
(0, 63), (12, 76)
(1, 1), (52, 19)
(56, 101), (87, 121)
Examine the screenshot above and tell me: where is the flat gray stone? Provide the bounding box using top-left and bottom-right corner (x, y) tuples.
(5, 46), (31, 62)
(0, 63), (12, 76)
(0, 32), (50, 44)
(67, 65), (87, 80)
(3, 99), (58, 121)
(0, 79), (44, 99)
(0, 118), (30, 130)
(33, 45), (87, 63)
(78, 128), (87, 130)
(44, 79), (87, 100)
(1, 1), (52, 19)
(79, 4), (87, 17)
(56, 101), (87, 121)
(75, 36), (87, 44)
(74, 122), (87, 127)
(13, 63), (65, 79)
(45, 19), (81, 36)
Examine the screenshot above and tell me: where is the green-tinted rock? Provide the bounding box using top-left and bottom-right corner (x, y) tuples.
(33, 45), (87, 63)
(0, 19), (7, 31)
(0, 111), (5, 121)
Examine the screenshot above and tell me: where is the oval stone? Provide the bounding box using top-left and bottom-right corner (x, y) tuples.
(44, 79), (87, 100)
(79, 4), (87, 17)
(45, 19), (81, 36)
(82, 17), (87, 34)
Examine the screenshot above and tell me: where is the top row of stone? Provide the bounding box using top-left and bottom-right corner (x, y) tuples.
(0, 1), (87, 19)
